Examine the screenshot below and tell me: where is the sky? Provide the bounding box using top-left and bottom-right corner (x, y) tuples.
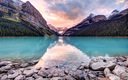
(21, 0), (128, 28)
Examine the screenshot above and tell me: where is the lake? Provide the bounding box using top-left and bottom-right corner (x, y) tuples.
(0, 37), (128, 60)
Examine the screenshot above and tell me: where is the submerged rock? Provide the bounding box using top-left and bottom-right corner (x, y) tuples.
(0, 61), (12, 66)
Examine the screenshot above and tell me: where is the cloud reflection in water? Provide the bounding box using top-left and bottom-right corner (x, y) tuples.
(35, 37), (90, 69)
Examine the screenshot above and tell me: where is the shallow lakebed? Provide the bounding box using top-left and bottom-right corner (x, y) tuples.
(0, 37), (128, 60)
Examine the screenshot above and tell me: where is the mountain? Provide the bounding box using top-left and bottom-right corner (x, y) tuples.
(64, 8), (128, 36)
(0, 0), (57, 36)
(48, 24), (58, 32)
(108, 10), (122, 20)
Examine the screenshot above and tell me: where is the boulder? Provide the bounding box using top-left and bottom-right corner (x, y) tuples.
(50, 77), (63, 80)
(104, 68), (120, 80)
(90, 61), (116, 70)
(113, 65), (128, 79)
(26, 77), (34, 80)
(113, 65), (126, 76)
(0, 64), (12, 72)
(88, 73), (97, 79)
(29, 60), (39, 65)
(49, 68), (65, 77)
(35, 77), (49, 80)
(8, 70), (21, 79)
(33, 73), (42, 79)
(120, 72), (128, 80)
(14, 75), (25, 80)
(20, 63), (29, 68)
(63, 75), (75, 80)
(38, 69), (50, 77)
(23, 69), (35, 77)
(79, 61), (90, 69)
(117, 59), (128, 67)
(0, 61), (12, 66)
(98, 77), (109, 80)
(68, 70), (85, 79)
(1, 75), (8, 80)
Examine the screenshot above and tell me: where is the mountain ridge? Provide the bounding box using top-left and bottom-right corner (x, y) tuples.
(64, 8), (128, 36)
(0, 0), (57, 36)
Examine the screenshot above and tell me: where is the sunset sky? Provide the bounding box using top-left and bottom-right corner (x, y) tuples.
(21, 0), (128, 28)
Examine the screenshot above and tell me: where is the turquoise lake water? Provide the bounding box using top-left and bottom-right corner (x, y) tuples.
(0, 37), (128, 60)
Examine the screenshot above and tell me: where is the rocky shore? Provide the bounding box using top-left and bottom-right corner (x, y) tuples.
(0, 56), (128, 80)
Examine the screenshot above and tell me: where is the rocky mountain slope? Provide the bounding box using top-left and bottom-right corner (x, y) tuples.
(64, 9), (128, 36)
(0, 0), (57, 36)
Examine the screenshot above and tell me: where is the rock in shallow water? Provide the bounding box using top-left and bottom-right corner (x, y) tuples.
(0, 61), (12, 66)
(20, 63), (29, 68)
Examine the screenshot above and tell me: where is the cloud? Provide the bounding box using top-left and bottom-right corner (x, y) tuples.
(122, 0), (128, 9)
(21, 0), (128, 28)
(44, 0), (90, 20)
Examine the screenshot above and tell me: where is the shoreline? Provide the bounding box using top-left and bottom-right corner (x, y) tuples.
(0, 36), (128, 38)
(0, 56), (128, 80)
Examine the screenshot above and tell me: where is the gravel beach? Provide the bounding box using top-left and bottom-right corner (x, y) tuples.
(0, 56), (128, 80)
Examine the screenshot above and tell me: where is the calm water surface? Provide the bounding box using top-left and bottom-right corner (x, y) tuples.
(0, 37), (128, 60)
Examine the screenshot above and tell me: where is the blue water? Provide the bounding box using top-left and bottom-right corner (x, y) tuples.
(0, 37), (128, 60)
(65, 37), (128, 56)
(0, 37), (56, 60)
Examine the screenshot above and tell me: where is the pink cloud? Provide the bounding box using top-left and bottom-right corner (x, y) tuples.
(21, 0), (128, 28)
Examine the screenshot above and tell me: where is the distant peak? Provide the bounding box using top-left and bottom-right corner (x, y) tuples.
(111, 9), (119, 14)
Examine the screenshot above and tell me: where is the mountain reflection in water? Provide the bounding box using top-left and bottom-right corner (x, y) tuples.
(35, 37), (90, 69)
